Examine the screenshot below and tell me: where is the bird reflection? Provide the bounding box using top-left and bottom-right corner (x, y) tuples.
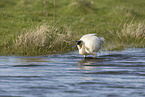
(78, 57), (105, 70)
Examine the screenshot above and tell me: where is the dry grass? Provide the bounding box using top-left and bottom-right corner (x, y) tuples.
(13, 21), (145, 55)
(13, 24), (78, 55)
(108, 21), (145, 50)
(116, 22), (144, 41)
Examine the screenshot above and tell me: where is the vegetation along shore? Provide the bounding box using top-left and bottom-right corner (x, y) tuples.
(0, 0), (144, 56)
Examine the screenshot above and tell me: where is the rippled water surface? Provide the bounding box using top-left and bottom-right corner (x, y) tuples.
(0, 48), (145, 97)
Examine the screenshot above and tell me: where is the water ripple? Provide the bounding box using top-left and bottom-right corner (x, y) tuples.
(0, 48), (145, 97)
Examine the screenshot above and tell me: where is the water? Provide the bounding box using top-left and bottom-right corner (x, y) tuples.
(0, 48), (145, 97)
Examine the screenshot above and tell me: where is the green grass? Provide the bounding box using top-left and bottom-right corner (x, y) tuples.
(0, 0), (145, 56)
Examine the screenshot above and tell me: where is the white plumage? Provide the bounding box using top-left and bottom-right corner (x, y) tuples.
(75, 34), (105, 58)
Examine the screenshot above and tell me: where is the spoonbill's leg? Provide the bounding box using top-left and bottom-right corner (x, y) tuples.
(93, 53), (97, 58)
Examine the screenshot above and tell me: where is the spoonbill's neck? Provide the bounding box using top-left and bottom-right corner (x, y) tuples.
(78, 44), (86, 55)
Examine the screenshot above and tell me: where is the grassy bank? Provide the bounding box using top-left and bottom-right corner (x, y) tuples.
(0, 0), (145, 56)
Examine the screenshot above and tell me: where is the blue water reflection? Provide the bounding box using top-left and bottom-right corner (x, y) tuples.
(0, 48), (145, 97)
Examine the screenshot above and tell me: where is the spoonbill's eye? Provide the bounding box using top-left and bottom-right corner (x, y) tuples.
(77, 41), (82, 45)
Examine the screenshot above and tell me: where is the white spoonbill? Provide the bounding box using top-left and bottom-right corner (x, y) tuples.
(74, 34), (105, 58)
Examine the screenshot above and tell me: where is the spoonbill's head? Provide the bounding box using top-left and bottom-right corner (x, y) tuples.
(72, 40), (83, 49)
